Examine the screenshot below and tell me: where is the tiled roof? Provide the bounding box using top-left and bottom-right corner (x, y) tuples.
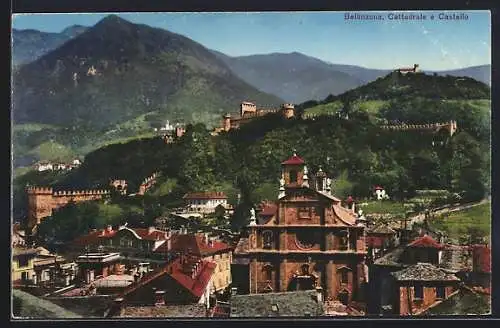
(72, 227), (170, 246)
(423, 287), (491, 315)
(167, 258), (217, 298)
(118, 304), (207, 318)
(374, 186), (384, 190)
(132, 228), (168, 241)
(439, 245), (473, 273)
(373, 246), (406, 267)
(407, 234), (443, 249)
(391, 263), (460, 282)
(12, 247), (39, 257)
(13, 289), (82, 319)
(122, 257), (216, 299)
(230, 290), (323, 317)
(281, 154), (305, 165)
(182, 192), (228, 200)
(367, 224), (396, 235)
(332, 204), (356, 226)
(163, 234), (232, 257)
(472, 245), (491, 273)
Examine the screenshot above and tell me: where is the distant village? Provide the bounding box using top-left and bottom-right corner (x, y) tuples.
(13, 142), (490, 318)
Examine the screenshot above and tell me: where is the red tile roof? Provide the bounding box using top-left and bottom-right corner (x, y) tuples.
(122, 257), (216, 299)
(281, 154), (305, 165)
(168, 258), (217, 298)
(72, 227), (170, 246)
(374, 186), (384, 190)
(472, 245), (491, 273)
(156, 234), (232, 256)
(183, 192), (228, 200)
(407, 234), (443, 249)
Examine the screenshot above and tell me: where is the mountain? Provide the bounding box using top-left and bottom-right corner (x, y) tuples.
(213, 51), (366, 104)
(426, 65), (491, 86)
(12, 26), (88, 66)
(213, 51), (491, 104)
(12, 15), (283, 166)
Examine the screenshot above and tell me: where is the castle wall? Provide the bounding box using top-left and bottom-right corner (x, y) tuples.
(26, 187), (110, 229)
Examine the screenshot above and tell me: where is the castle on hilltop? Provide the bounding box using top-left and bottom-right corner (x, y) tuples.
(395, 64), (420, 75)
(26, 186), (111, 232)
(212, 101), (295, 134)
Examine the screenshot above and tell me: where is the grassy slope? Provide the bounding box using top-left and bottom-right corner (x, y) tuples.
(428, 202), (491, 243)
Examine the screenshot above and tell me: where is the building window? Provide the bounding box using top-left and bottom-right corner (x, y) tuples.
(338, 231), (348, 250)
(295, 231), (316, 249)
(264, 265), (273, 281)
(436, 286), (445, 299)
(263, 230), (273, 249)
(298, 207), (311, 219)
(414, 284), (423, 299)
(289, 170), (298, 184)
(18, 256), (29, 268)
(341, 270), (348, 284)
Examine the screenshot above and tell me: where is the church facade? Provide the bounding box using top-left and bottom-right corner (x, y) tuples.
(245, 152), (368, 304)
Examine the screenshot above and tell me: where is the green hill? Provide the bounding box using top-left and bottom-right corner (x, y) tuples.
(12, 15), (283, 168)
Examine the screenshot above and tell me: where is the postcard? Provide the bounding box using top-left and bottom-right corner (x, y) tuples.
(11, 10), (491, 319)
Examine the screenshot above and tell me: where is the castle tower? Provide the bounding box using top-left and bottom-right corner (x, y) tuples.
(281, 103), (295, 119)
(240, 102), (257, 117)
(26, 186), (54, 230)
(223, 114), (231, 132)
(281, 151), (306, 187)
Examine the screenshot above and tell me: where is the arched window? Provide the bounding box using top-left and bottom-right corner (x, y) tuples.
(289, 170), (298, 184)
(263, 230), (273, 249)
(338, 230), (348, 250)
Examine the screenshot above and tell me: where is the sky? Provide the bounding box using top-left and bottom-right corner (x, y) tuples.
(12, 11), (491, 70)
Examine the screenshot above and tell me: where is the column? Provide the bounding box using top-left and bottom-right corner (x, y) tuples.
(250, 258), (258, 294)
(326, 260), (335, 301)
(279, 258), (288, 292)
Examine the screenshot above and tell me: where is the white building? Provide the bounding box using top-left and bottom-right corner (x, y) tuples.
(374, 186), (389, 200)
(182, 192), (229, 214)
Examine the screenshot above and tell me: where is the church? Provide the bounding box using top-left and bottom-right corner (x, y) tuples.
(240, 152), (368, 305)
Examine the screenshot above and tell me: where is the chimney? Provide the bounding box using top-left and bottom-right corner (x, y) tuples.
(315, 286), (323, 303)
(154, 290), (166, 306)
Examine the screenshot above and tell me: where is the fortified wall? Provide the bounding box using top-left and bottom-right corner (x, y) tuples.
(380, 120), (458, 137)
(26, 186), (110, 230)
(137, 172), (161, 195)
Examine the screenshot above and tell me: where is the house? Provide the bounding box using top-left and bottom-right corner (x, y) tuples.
(232, 237), (250, 295)
(75, 252), (121, 284)
(157, 233), (233, 295)
(71, 225), (175, 265)
(367, 234), (472, 315)
(471, 244), (491, 291)
(366, 224), (398, 261)
(396, 64), (420, 74)
(374, 186), (389, 200)
(33, 161), (53, 172)
(390, 262), (460, 316)
(12, 223), (26, 247)
(32, 249), (72, 287)
(12, 247), (39, 287)
(119, 255), (217, 309)
(182, 192), (229, 214)
(230, 289), (324, 317)
(240, 152), (368, 306)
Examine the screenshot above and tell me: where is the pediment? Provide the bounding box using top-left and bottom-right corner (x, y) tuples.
(282, 187), (332, 203)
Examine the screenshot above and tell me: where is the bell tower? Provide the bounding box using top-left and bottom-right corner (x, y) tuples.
(281, 151), (305, 188)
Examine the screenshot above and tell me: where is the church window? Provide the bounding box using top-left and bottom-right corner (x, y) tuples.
(298, 207), (311, 219)
(263, 231), (273, 249)
(289, 170), (298, 184)
(295, 231), (316, 249)
(338, 231), (348, 250)
(263, 265), (273, 281)
(341, 270), (348, 283)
